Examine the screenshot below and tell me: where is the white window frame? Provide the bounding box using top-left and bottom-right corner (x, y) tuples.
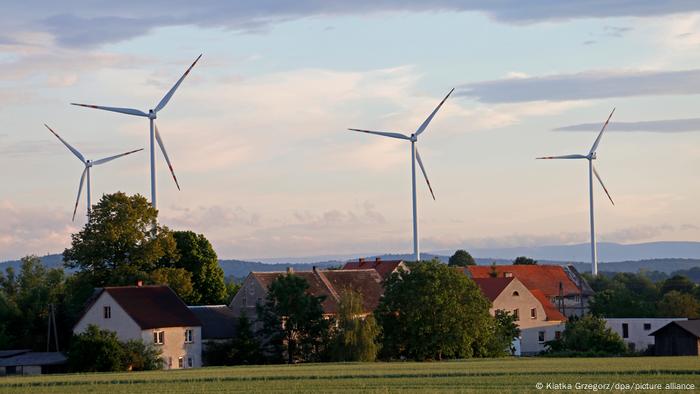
(513, 309), (520, 321)
(538, 331), (545, 343)
(178, 357), (184, 368)
(103, 306), (111, 319)
(153, 330), (165, 345)
(185, 329), (193, 344)
(530, 308), (537, 319)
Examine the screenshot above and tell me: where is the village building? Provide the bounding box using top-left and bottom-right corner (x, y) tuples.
(466, 264), (593, 317)
(73, 285), (203, 369)
(605, 318), (687, 353)
(230, 267), (384, 319)
(341, 258), (409, 280)
(189, 305), (238, 344)
(0, 350), (66, 376)
(650, 320), (700, 356)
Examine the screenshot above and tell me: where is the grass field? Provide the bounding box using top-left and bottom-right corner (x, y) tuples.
(0, 357), (698, 393)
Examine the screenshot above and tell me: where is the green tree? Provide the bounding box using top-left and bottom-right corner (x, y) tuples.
(63, 193), (179, 287)
(170, 231), (227, 305)
(68, 325), (125, 372)
(257, 273), (329, 363)
(660, 275), (696, 295)
(121, 339), (163, 371)
(375, 260), (493, 360)
(231, 313), (263, 364)
(329, 290), (380, 362)
(448, 250), (475, 267)
(657, 291), (700, 318)
(588, 272), (659, 317)
(149, 267), (194, 302)
(485, 310), (520, 356)
(546, 315), (626, 356)
(513, 256), (537, 265)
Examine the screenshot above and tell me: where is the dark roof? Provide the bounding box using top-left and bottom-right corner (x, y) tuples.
(342, 259), (406, 280)
(0, 349), (30, 359)
(0, 352), (67, 367)
(650, 319), (700, 338)
(250, 269), (384, 315)
(472, 277), (514, 301)
(467, 265), (584, 297)
(96, 286), (201, 329)
(189, 305), (238, 340)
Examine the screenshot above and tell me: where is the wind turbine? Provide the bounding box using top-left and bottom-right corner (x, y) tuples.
(45, 124), (143, 221)
(537, 109), (616, 276)
(71, 54), (202, 209)
(349, 88), (454, 262)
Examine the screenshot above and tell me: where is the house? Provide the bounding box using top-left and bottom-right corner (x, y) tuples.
(230, 267), (384, 319)
(650, 320), (700, 356)
(189, 305), (238, 343)
(0, 350), (67, 376)
(73, 285), (203, 369)
(469, 275), (566, 355)
(342, 258), (409, 280)
(466, 264), (593, 317)
(605, 318), (687, 353)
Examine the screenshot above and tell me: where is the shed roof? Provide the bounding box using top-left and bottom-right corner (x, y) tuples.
(0, 352), (67, 367)
(189, 305), (237, 340)
(650, 319), (700, 338)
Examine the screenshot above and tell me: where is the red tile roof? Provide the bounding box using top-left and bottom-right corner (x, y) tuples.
(467, 265), (581, 298)
(342, 259), (405, 280)
(530, 289), (567, 322)
(472, 277), (515, 302)
(251, 269), (383, 315)
(101, 285), (201, 329)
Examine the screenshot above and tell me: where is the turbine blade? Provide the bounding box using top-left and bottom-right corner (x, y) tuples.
(71, 103), (148, 117)
(589, 108), (616, 155)
(92, 148), (144, 166)
(44, 124), (85, 163)
(592, 164), (614, 206)
(72, 167), (87, 221)
(415, 148), (435, 200)
(154, 123), (180, 191)
(536, 154), (587, 159)
(415, 88), (454, 136)
(155, 54), (202, 113)
(348, 128), (410, 140)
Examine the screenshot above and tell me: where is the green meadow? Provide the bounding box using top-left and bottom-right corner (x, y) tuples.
(0, 357), (698, 393)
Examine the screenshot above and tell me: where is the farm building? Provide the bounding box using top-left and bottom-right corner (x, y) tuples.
(650, 320), (700, 356)
(0, 350), (66, 376)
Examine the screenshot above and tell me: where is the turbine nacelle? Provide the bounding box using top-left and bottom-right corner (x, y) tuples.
(410, 134), (417, 142)
(148, 110), (157, 120)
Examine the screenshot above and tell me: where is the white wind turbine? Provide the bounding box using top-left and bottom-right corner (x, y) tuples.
(45, 124), (143, 221)
(537, 109), (616, 276)
(349, 88), (454, 262)
(71, 54), (202, 209)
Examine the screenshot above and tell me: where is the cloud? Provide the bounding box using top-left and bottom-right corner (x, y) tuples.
(458, 68), (700, 103)
(555, 117), (700, 133)
(0, 1), (697, 48)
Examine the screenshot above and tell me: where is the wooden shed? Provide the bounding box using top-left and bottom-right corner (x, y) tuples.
(649, 320), (700, 356)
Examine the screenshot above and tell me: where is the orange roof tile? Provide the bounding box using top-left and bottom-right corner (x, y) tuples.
(530, 288), (567, 321)
(467, 265), (581, 298)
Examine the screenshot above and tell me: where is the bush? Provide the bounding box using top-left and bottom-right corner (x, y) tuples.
(68, 325), (162, 372)
(545, 315), (627, 357)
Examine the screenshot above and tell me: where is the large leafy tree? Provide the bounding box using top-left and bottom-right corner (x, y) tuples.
(329, 290), (380, 362)
(513, 256), (537, 265)
(660, 275), (696, 295)
(63, 192), (178, 287)
(657, 291), (700, 318)
(546, 315), (627, 356)
(485, 310), (520, 356)
(375, 260), (493, 360)
(587, 272), (659, 317)
(170, 231), (227, 305)
(257, 274), (329, 363)
(448, 250), (475, 267)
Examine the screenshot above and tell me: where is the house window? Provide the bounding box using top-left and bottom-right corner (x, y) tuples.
(512, 291), (519, 297)
(153, 330), (165, 345)
(168, 357), (172, 368)
(643, 323), (651, 331)
(103, 306), (111, 319)
(622, 323), (629, 339)
(185, 329), (193, 343)
(530, 308), (537, 319)
(555, 331), (562, 340)
(538, 331), (545, 342)
(187, 357), (193, 368)
(178, 357), (184, 368)
(513, 309), (519, 321)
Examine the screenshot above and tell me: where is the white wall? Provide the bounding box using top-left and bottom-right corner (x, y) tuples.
(73, 292), (142, 341)
(141, 326), (202, 369)
(520, 324), (565, 355)
(605, 318), (688, 352)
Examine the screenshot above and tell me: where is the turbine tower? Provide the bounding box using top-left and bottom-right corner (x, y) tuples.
(71, 54), (202, 209)
(349, 88), (453, 262)
(45, 124), (143, 221)
(537, 109), (616, 275)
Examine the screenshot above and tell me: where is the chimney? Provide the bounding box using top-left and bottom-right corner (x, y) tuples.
(136, 280), (143, 287)
(375, 257), (381, 262)
(312, 265), (317, 272)
(503, 272), (513, 278)
(286, 267), (293, 274)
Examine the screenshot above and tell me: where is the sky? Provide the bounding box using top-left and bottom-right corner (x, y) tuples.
(1, 1), (700, 261)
